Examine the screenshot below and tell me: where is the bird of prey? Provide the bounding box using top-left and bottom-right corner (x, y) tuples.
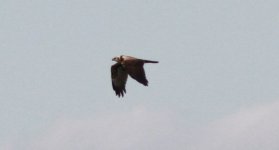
(111, 55), (158, 97)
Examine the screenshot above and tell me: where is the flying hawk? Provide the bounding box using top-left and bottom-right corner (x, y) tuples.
(111, 55), (158, 97)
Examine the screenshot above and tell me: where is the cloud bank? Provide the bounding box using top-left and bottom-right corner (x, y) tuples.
(25, 107), (187, 150)
(193, 101), (279, 150)
(4, 101), (279, 150)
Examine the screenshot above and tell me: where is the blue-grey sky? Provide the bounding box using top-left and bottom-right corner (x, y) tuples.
(1, 0), (279, 150)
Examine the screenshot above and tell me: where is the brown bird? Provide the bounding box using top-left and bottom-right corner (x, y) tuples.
(111, 55), (158, 97)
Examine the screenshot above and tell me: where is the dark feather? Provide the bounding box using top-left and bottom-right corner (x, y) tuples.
(125, 63), (149, 86)
(111, 63), (128, 97)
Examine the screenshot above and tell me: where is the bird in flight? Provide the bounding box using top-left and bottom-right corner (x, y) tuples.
(111, 55), (158, 97)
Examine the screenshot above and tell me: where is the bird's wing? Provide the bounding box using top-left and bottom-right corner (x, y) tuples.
(111, 63), (128, 97)
(124, 60), (148, 86)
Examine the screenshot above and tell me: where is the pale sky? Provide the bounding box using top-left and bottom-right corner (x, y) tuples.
(1, 0), (279, 150)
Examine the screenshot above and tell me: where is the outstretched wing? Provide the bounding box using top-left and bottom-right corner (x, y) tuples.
(111, 63), (128, 97)
(124, 60), (148, 86)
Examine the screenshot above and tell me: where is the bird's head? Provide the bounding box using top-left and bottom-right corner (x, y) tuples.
(112, 56), (121, 63)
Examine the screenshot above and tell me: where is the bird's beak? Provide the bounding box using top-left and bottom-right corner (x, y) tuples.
(112, 58), (115, 61)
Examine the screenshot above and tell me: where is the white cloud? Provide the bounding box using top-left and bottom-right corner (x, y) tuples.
(0, 140), (14, 150)
(5, 101), (279, 150)
(192, 101), (279, 150)
(23, 106), (189, 150)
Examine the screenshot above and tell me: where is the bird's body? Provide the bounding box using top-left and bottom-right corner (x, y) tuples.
(111, 55), (158, 97)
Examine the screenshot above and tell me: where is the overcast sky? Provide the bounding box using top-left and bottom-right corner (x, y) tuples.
(1, 0), (279, 150)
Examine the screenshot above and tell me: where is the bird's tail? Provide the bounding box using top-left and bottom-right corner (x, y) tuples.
(143, 60), (159, 63)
